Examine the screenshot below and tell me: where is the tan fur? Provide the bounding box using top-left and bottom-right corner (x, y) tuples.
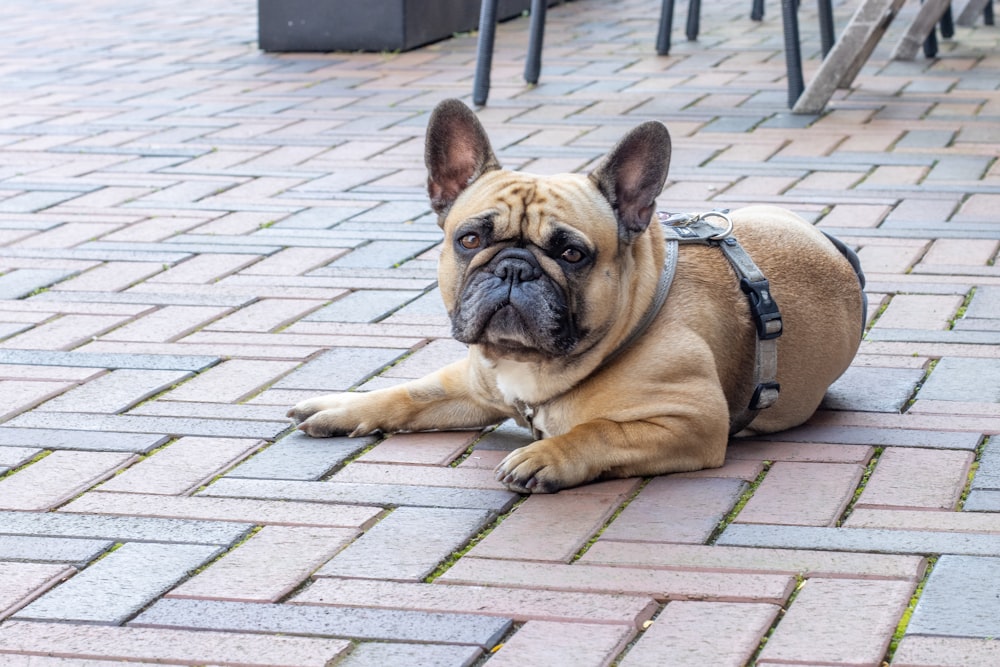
(289, 106), (864, 493)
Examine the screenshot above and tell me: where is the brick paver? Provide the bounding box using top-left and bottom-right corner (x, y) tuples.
(1, 0), (999, 663)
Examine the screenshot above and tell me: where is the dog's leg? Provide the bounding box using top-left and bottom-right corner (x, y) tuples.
(288, 359), (508, 438)
(495, 406), (728, 493)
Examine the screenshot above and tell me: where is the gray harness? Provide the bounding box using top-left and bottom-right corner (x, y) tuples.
(656, 210), (782, 434)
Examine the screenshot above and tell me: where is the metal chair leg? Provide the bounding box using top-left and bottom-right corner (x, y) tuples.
(781, 0), (805, 108)
(473, 0), (500, 106)
(986, 0), (995, 25)
(940, 4), (955, 37)
(751, 0), (765, 21)
(818, 0), (836, 56)
(686, 0), (701, 41)
(524, 0), (547, 84)
(657, 0), (676, 55)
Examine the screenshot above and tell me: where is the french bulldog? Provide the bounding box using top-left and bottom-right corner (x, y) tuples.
(288, 98), (865, 493)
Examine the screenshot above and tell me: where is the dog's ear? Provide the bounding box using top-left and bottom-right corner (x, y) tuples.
(588, 121), (671, 243)
(425, 99), (501, 219)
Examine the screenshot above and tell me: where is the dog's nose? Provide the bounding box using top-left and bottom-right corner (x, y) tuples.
(493, 249), (542, 283)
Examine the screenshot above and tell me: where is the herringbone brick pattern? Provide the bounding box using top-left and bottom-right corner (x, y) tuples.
(1, 0), (999, 664)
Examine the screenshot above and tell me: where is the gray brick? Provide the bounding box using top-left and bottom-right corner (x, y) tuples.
(967, 287), (1000, 320)
(0, 535), (113, 566)
(895, 130), (956, 149)
(5, 412), (290, 440)
(0, 191), (83, 212)
(0, 269), (77, 299)
(474, 420), (534, 451)
(822, 366), (925, 413)
(918, 357), (1000, 403)
(972, 438), (1000, 491)
(717, 524), (1000, 556)
(907, 555), (1000, 638)
(866, 329), (1000, 345)
(760, 425), (981, 450)
(274, 347), (409, 391)
(0, 428), (169, 453)
(0, 322), (32, 340)
(327, 240), (438, 269)
(0, 248), (192, 264)
(925, 155), (993, 181)
(273, 206), (374, 229)
(963, 490), (1000, 512)
(39, 369), (193, 414)
(200, 478), (518, 512)
(83, 240), (281, 255)
(131, 598), (511, 648)
(337, 642), (481, 667)
(0, 510), (252, 546)
(225, 431), (374, 481)
(305, 290), (424, 323)
(15, 542), (221, 623)
(0, 350), (220, 372)
(317, 506), (492, 580)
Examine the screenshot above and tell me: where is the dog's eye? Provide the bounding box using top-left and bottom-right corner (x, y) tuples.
(560, 247), (585, 263)
(459, 233), (481, 250)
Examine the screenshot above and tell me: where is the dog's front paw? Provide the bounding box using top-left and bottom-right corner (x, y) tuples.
(494, 440), (589, 494)
(287, 394), (378, 438)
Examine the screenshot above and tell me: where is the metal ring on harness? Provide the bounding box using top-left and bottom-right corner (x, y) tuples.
(700, 210), (734, 240)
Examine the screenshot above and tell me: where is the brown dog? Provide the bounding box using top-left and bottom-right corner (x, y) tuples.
(288, 99), (865, 493)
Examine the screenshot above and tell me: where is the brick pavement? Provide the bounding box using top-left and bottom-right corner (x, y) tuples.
(0, 0), (998, 664)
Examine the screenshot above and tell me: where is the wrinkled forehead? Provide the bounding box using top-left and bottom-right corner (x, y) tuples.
(444, 170), (618, 244)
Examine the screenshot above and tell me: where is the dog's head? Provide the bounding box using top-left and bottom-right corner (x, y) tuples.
(425, 99), (671, 363)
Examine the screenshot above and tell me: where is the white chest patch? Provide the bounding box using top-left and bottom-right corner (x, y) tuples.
(493, 359), (542, 405)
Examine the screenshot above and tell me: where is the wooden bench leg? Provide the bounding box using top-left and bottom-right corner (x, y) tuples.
(957, 0), (991, 25)
(890, 0), (950, 61)
(473, 0), (500, 106)
(792, 0), (905, 114)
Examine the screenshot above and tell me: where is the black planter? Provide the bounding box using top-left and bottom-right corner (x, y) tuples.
(258, 0), (536, 53)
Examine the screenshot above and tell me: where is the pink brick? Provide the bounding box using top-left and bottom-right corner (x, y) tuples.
(856, 448), (973, 510)
(856, 242), (929, 274)
(844, 507), (1000, 532)
(1, 314), (132, 350)
(331, 462), (508, 491)
(0, 451), (137, 510)
(50, 262), (162, 293)
(103, 216), (209, 243)
(183, 329), (424, 350)
(0, 380), (75, 420)
(920, 239), (1000, 266)
(487, 621), (633, 667)
(292, 578), (657, 627)
(439, 558), (795, 603)
(168, 526), (357, 602)
(873, 294), (964, 330)
(161, 359), (299, 403)
(78, 340), (317, 361)
(61, 491), (381, 529)
(817, 204), (890, 229)
(12, 223), (120, 249)
(381, 339), (469, 378)
(893, 636), (1000, 667)
(97, 437), (262, 495)
(727, 440), (874, 463)
(757, 579), (914, 665)
(0, 563), (75, 619)
(619, 601), (779, 667)
(580, 541), (926, 581)
(38, 369), (192, 413)
(672, 458), (765, 481)
(468, 493), (623, 562)
(356, 431), (479, 465)
(203, 299), (326, 333)
(0, 301), (151, 317)
(240, 248), (349, 276)
(736, 462), (864, 526)
(101, 306), (231, 342)
(0, 365), (104, 382)
(0, 621), (350, 666)
(146, 254), (259, 284)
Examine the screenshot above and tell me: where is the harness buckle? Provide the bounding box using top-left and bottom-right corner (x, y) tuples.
(740, 277), (783, 340)
(749, 382), (781, 410)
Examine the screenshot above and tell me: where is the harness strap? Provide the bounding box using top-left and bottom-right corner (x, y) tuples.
(659, 210), (783, 434)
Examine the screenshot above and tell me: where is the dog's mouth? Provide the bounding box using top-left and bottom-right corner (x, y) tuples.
(450, 259), (581, 359)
